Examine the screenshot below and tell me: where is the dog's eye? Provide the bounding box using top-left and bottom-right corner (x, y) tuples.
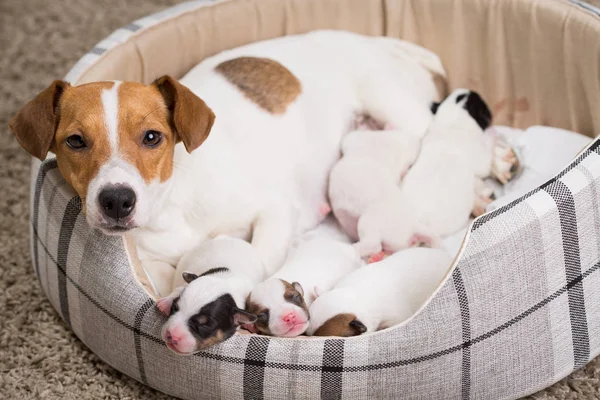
(257, 312), (268, 322)
(170, 297), (180, 315)
(66, 135), (87, 150)
(142, 130), (163, 147)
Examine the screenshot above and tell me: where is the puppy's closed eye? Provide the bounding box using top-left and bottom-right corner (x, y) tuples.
(170, 297), (180, 315)
(194, 314), (209, 325)
(256, 311), (269, 323)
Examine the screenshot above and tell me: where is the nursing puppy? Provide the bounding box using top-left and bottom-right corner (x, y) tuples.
(353, 89), (497, 258)
(307, 248), (451, 336)
(157, 236), (266, 355)
(246, 236), (362, 337)
(329, 128), (421, 240)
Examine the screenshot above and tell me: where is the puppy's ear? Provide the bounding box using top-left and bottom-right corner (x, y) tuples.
(349, 319), (367, 335)
(182, 272), (199, 283)
(153, 75), (215, 153)
(8, 80), (70, 160)
(233, 308), (257, 326)
(292, 281), (304, 297)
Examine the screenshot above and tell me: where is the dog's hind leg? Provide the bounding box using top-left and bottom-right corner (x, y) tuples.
(251, 199), (296, 276)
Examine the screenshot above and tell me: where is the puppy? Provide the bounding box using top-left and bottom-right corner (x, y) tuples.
(246, 237), (362, 337)
(353, 89), (496, 259)
(157, 236), (266, 355)
(306, 247), (451, 336)
(329, 128), (422, 240)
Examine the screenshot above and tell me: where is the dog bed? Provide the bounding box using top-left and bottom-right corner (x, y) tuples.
(31, 0), (600, 398)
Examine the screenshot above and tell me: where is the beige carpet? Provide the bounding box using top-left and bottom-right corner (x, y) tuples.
(1, 0), (599, 399)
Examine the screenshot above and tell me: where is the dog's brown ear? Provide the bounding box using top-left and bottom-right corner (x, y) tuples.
(153, 75), (215, 153)
(8, 80), (69, 160)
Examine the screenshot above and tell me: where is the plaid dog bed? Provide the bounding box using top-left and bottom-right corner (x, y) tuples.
(31, 0), (600, 399)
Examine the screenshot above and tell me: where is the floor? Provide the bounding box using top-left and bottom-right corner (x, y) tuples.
(0, 0), (599, 398)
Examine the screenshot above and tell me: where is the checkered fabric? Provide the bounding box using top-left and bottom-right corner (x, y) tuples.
(30, 1), (600, 399)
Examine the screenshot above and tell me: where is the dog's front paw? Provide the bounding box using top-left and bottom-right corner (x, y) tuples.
(491, 138), (521, 185)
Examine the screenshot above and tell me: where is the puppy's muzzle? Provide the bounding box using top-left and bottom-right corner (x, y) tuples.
(98, 185), (136, 220)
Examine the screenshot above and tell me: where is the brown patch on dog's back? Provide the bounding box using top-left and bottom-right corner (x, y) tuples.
(313, 313), (361, 337)
(215, 57), (301, 114)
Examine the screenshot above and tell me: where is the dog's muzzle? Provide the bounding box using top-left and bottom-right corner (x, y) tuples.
(98, 185), (136, 222)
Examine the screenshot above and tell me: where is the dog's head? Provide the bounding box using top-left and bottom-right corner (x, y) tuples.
(431, 88), (492, 131)
(9, 77), (215, 234)
(246, 278), (310, 337)
(158, 272), (257, 355)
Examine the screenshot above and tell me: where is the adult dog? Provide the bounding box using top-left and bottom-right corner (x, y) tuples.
(10, 30), (445, 296)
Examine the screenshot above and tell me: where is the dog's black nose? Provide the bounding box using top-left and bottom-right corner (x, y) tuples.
(98, 187), (136, 220)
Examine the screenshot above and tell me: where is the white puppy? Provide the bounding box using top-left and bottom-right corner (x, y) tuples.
(329, 128), (422, 241)
(353, 89), (496, 259)
(246, 237), (363, 337)
(157, 236), (266, 354)
(306, 247), (451, 336)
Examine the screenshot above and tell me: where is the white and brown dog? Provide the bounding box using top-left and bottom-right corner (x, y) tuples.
(306, 247), (452, 336)
(9, 30), (445, 297)
(245, 236), (363, 337)
(157, 235), (266, 354)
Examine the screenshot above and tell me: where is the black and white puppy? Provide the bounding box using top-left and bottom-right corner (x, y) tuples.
(157, 236), (266, 355)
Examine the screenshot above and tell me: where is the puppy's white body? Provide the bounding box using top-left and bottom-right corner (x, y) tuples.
(354, 89), (493, 257)
(273, 237), (362, 305)
(159, 236), (266, 354)
(247, 237), (362, 337)
(126, 30), (443, 296)
(329, 129), (421, 240)
(306, 248), (451, 336)
(171, 235), (267, 305)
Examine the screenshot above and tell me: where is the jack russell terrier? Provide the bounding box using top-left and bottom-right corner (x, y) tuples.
(306, 247), (451, 337)
(245, 236), (363, 337)
(9, 30), (446, 297)
(157, 235), (266, 354)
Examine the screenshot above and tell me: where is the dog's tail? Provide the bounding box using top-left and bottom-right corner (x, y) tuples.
(374, 37), (447, 78)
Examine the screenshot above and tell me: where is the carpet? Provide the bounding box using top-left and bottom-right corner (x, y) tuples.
(0, 0), (599, 399)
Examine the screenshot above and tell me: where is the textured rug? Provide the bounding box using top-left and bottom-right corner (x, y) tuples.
(0, 0), (599, 399)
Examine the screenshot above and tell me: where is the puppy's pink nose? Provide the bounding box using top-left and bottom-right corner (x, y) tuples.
(282, 313), (297, 325)
(166, 329), (179, 345)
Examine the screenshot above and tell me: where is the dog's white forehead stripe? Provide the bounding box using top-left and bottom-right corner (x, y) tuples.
(101, 81), (122, 154)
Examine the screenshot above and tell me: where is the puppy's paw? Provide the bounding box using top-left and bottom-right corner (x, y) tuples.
(367, 251), (389, 264)
(472, 181), (496, 217)
(491, 138), (521, 185)
(319, 203), (332, 217)
(353, 241), (383, 259)
(156, 298), (173, 315)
